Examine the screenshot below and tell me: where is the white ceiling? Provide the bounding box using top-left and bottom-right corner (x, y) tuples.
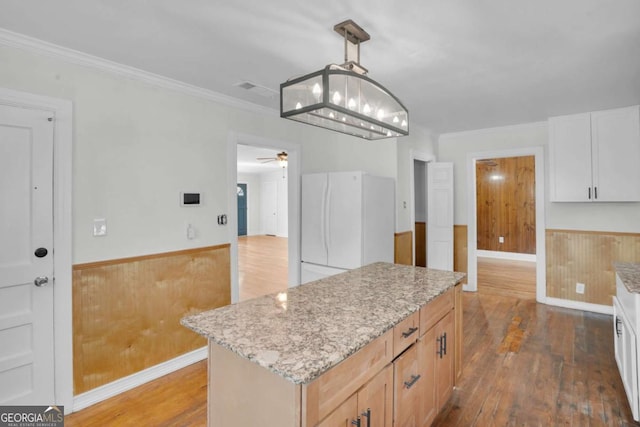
(1, 0), (639, 134)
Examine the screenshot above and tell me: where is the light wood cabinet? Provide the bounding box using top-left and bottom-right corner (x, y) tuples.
(434, 311), (454, 407)
(319, 364), (393, 427)
(549, 105), (640, 202)
(393, 345), (421, 426)
(394, 289), (456, 427)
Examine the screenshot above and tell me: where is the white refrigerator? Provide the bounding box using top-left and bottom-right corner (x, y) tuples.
(300, 171), (395, 284)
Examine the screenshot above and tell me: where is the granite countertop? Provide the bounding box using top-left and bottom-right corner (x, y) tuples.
(181, 262), (465, 385)
(615, 262), (640, 293)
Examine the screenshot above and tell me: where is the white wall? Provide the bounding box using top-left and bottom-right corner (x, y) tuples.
(0, 43), (413, 263)
(236, 173), (261, 236)
(438, 121), (640, 232)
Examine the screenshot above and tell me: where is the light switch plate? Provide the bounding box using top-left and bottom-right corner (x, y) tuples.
(93, 218), (107, 236)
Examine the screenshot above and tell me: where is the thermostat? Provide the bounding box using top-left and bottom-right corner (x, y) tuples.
(180, 192), (201, 206)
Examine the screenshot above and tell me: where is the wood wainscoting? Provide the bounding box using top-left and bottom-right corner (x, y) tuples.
(394, 231), (413, 265)
(546, 229), (640, 306)
(72, 245), (231, 394)
(454, 225), (468, 284)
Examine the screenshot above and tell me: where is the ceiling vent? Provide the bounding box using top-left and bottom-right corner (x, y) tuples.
(234, 81), (277, 98)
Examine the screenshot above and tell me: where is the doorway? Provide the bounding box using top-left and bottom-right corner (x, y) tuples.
(229, 134), (301, 303)
(466, 147), (546, 302)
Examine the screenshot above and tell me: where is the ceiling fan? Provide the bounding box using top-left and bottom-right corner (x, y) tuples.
(257, 151), (288, 167)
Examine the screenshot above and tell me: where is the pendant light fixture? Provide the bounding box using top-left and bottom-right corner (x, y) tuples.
(280, 20), (409, 140)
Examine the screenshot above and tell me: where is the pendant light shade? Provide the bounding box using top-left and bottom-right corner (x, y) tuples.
(280, 20), (409, 140)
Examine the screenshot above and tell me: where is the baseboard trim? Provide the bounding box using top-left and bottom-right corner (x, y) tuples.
(71, 346), (207, 413)
(477, 250), (536, 262)
(543, 297), (612, 315)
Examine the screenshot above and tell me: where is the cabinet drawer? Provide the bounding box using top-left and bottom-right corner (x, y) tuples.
(420, 288), (454, 333)
(303, 329), (393, 426)
(393, 311), (420, 358)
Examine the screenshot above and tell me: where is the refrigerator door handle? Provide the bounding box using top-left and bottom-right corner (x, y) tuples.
(324, 177), (331, 256)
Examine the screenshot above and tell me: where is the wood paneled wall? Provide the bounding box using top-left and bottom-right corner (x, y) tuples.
(394, 231), (413, 266)
(454, 225), (468, 284)
(476, 156), (535, 254)
(72, 245), (231, 394)
(415, 222), (426, 267)
(546, 229), (640, 306)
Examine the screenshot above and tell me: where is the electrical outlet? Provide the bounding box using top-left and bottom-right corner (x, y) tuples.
(576, 282), (585, 294)
(498, 236), (504, 244)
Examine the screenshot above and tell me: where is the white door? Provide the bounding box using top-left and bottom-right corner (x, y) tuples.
(0, 104), (55, 404)
(262, 180), (278, 235)
(327, 172), (362, 269)
(427, 163), (454, 271)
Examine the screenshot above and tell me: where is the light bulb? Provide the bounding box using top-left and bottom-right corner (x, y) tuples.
(312, 83), (322, 97)
(363, 103), (371, 115)
(332, 91), (342, 104)
(393, 116), (399, 124)
(377, 109), (385, 120)
(295, 102), (302, 110)
(387, 130), (393, 136)
(348, 98), (356, 109)
(342, 117), (346, 122)
(401, 119), (407, 127)
(329, 112), (335, 119)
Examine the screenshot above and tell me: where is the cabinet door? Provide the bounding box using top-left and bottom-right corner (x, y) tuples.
(549, 112), (593, 201)
(418, 327), (437, 427)
(358, 364), (393, 427)
(317, 393), (358, 427)
(591, 106), (640, 202)
(435, 311), (455, 407)
(613, 297), (639, 421)
(393, 345), (421, 427)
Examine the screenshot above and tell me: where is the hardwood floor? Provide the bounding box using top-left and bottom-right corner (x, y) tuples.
(238, 234), (288, 301)
(66, 290), (637, 426)
(434, 293), (636, 426)
(478, 256), (537, 300)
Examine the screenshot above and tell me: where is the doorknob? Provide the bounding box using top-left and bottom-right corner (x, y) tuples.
(34, 247), (48, 258)
(34, 276), (49, 287)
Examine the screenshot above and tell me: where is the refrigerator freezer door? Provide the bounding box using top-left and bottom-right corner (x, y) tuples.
(300, 262), (348, 285)
(327, 172), (363, 269)
(301, 173), (328, 265)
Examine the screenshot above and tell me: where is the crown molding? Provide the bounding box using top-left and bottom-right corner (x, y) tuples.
(0, 28), (277, 117)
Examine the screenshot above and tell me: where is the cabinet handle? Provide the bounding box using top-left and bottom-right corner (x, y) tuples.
(402, 326), (418, 338)
(594, 187), (598, 200)
(404, 374), (421, 389)
(361, 408), (371, 427)
(437, 336), (443, 358)
(616, 317), (622, 338)
(351, 417), (361, 427)
(443, 332), (447, 356)
(588, 187), (591, 200)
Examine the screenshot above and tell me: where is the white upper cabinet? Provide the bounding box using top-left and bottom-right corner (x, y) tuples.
(549, 105), (640, 202)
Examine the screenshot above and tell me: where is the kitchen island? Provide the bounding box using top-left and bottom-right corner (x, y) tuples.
(182, 262), (465, 426)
